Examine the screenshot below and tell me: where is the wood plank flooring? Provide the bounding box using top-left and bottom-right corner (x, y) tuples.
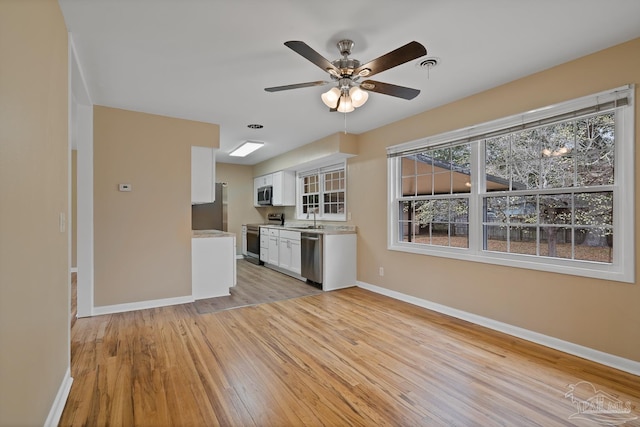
(194, 261), (322, 314)
(60, 261), (640, 426)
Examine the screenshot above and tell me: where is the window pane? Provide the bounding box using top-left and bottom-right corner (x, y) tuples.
(576, 114), (615, 186)
(541, 156), (575, 188)
(403, 176), (416, 196)
(540, 226), (573, 259)
(540, 194), (572, 224)
(484, 225), (508, 251)
(486, 164), (511, 192)
(485, 196), (507, 223)
(430, 147), (450, 163)
(574, 228), (613, 263)
(433, 172), (452, 194)
(451, 199), (469, 223)
(399, 201), (415, 242)
(403, 146), (472, 197)
(416, 174), (433, 196)
(511, 130), (540, 161)
(399, 198), (469, 248)
(575, 192), (612, 226)
(451, 145), (471, 170)
(486, 135), (510, 164)
(451, 199), (469, 248)
(485, 136), (510, 192)
(507, 196), (537, 224)
(450, 232), (468, 248)
(508, 226), (538, 255)
(430, 223), (450, 247)
(511, 160), (540, 189)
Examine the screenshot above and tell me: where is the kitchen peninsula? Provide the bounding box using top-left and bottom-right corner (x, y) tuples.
(192, 230), (237, 299)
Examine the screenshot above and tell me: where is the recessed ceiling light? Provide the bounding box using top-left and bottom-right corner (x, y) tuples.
(229, 140), (264, 157)
(247, 123), (264, 129)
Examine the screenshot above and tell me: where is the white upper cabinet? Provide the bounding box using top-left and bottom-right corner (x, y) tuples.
(272, 171), (295, 206)
(255, 174), (273, 188)
(254, 170), (295, 207)
(191, 146), (216, 204)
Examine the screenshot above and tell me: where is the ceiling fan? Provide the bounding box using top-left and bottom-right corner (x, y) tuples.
(265, 39), (427, 113)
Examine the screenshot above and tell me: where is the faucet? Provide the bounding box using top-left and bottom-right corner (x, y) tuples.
(306, 207), (318, 228)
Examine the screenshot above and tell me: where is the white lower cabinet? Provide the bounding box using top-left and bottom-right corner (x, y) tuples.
(192, 234), (235, 299)
(262, 227), (301, 276)
(278, 230), (301, 275)
(260, 227), (356, 290)
(267, 228), (280, 265)
(321, 233), (356, 291)
(259, 227), (268, 262)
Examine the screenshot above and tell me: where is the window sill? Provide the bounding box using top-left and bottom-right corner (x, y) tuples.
(388, 242), (634, 283)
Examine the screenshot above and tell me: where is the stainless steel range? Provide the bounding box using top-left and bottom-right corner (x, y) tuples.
(243, 213), (284, 265)
(244, 224), (261, 264)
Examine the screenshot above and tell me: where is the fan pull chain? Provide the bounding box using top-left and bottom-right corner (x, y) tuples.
(344, 112), (347, 134)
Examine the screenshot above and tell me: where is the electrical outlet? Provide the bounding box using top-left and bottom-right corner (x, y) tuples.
(59, 212), (66, 233)
(379, 267), (384, 276)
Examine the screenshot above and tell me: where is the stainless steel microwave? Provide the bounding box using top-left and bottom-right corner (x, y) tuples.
(257, 185), (272, 206)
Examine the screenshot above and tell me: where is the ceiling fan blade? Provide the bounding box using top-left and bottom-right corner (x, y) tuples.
(360, 80), (420, 100)
(284, 41), (340, 75)
(264, 81), (329, 92)
(355, 41), (426, 77)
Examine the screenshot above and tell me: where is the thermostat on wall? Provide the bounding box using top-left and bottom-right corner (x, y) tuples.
(118, 183), (132, 192)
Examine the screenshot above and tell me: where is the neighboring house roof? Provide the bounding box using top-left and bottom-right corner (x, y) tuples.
(402, 153), (524, 196)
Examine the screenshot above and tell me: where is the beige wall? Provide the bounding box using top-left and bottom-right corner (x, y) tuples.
(0, 0), (69, 425)
(215, 163), (264, 250)
(93, 106), (219, 306)
(253, 132), (358, 176)
(352, 37), (640, 362)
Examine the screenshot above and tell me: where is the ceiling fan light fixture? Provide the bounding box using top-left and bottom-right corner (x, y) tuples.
(336, 94), (354, 113)
(349, 86), (369, 108)
(321, 87), (341, 108)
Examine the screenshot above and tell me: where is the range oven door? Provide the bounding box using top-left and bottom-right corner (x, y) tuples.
(257, 185), (272, 206)
(244, 226), (261, 264)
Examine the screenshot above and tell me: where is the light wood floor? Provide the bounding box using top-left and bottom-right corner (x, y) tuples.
(61, 261), (640, 426)
(194, 261), (322, 314)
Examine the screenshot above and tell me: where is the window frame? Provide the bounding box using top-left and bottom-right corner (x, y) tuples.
(387, 86), (635, 283)
(296, 161), (347, 221)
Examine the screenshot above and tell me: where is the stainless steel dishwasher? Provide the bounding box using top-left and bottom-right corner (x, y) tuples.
(301, 232), (323, 284)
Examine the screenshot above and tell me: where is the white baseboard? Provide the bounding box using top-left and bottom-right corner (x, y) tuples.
(92, 295), (194, 316)
(357, 281), (640, 376)
(44, 368), (73, 427)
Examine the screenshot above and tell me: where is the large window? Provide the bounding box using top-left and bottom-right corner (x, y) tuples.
(388, 86), (634, 282)
(297, 162), (346, 221)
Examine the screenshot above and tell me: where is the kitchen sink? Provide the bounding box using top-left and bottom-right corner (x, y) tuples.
(290, 225), (324, 230)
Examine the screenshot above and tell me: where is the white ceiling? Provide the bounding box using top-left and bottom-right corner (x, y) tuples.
(58, 0), (640, 165)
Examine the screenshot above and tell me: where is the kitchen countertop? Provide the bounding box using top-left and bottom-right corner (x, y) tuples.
(192, 230), (236, 238)
(259, 224), (357, 235)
